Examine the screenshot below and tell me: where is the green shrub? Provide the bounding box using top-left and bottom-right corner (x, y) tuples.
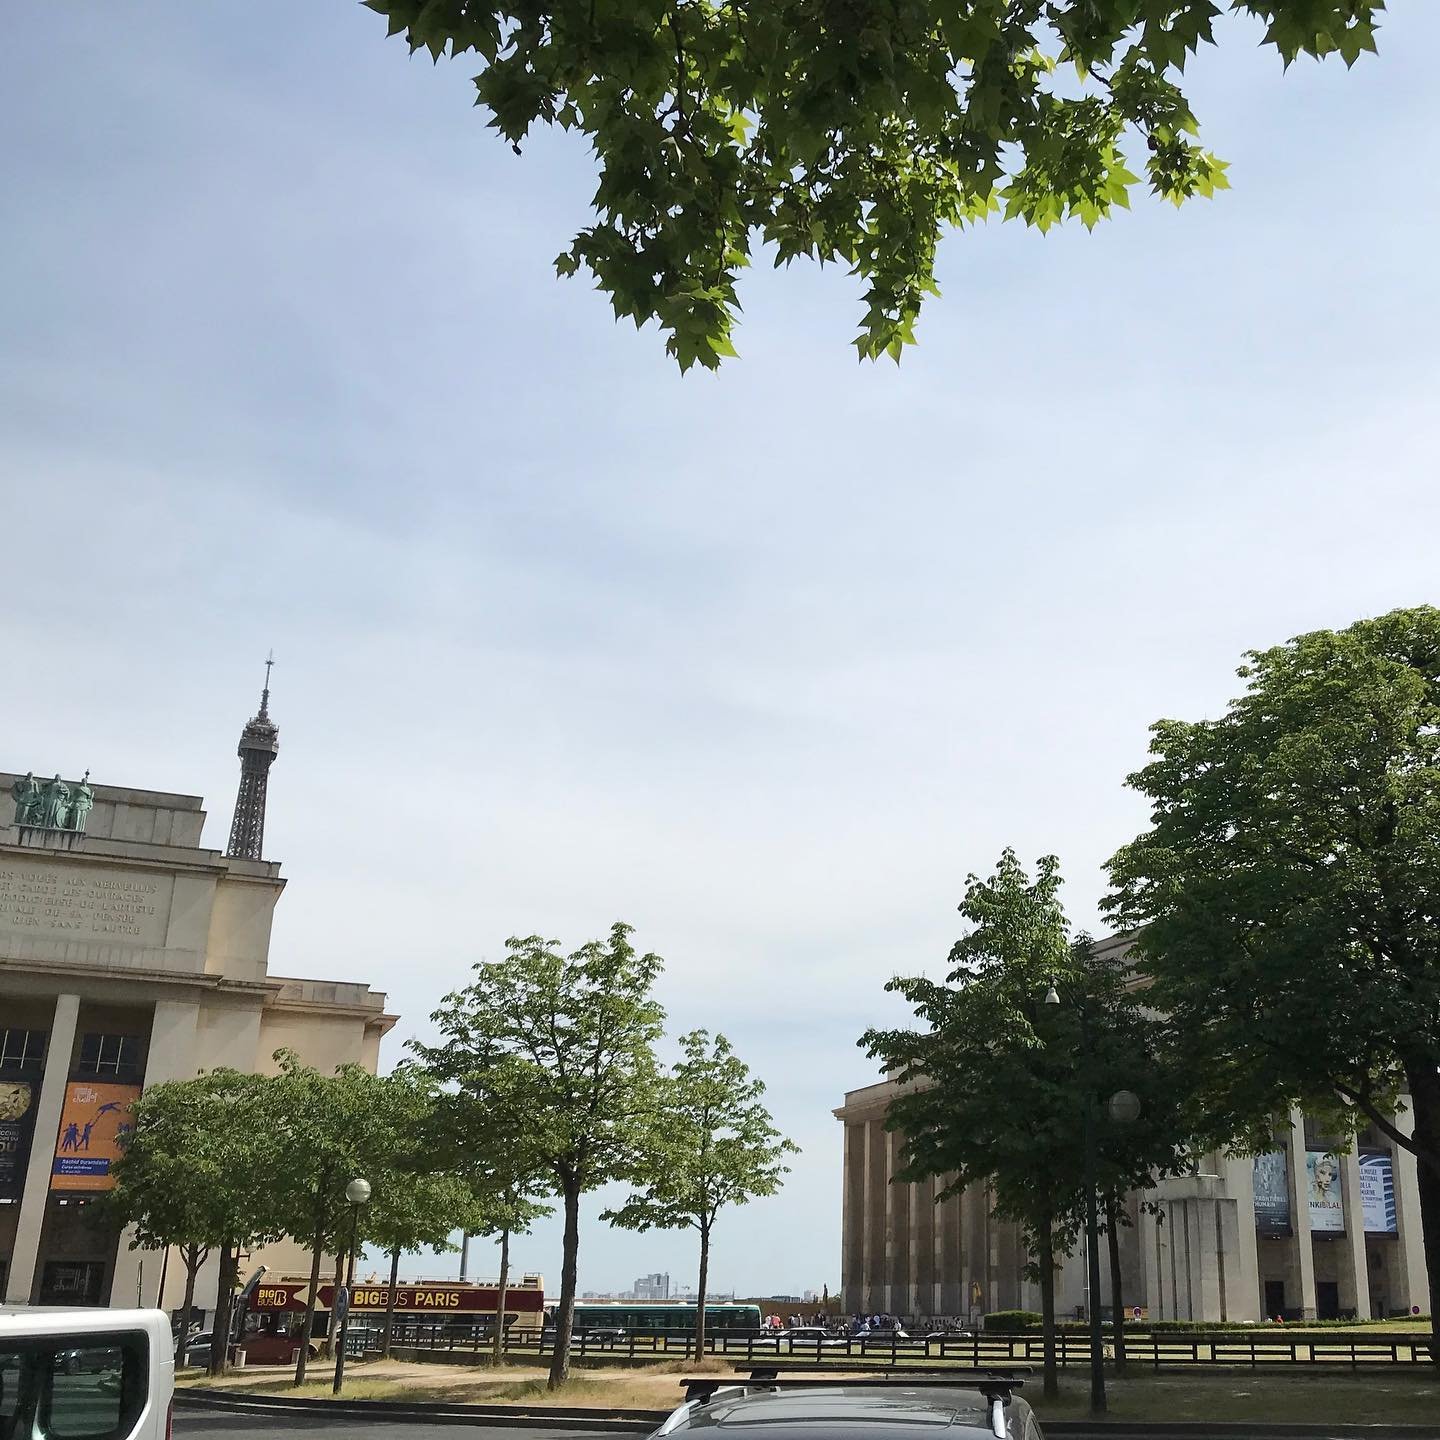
(982, 1311), (1043, 1332)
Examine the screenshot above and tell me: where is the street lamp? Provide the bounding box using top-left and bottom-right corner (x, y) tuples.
(332, 1177), (372, 1396)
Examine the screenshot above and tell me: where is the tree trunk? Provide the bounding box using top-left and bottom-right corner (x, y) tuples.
(175, 1249), (202, 1366)
(547, 1183), (581, 1390)
(327, 1248), (345, 1356)
(693, 1222), (711, 1362)
(1105, 1195), (1125, 1377)
(293, 1190), (328, 1386)
(492, 1228), (511, 1365)
(208, 1241), (236, 1379)
(1036, 1216), (1058, 1400)
(1405, 1064), (1440, 1368)
(382, 1245), (402, 1359)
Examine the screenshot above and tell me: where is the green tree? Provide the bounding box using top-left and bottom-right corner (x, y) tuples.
(421, 1084), (553, 1363)
(415, 923), (666, 1387)
(364, 0), (1381, 370)
(1105, 604), (1440, 1351)
(862, 851), (1190, 1398)
(362, 1169), (485, 1358)
(109, 1070), (285, 1371)
(605, 1029), (798, 1359)
(264, 1055), (442, 1385)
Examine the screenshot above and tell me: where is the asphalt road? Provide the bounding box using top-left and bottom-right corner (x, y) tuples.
(174, 1411), (637, 1440)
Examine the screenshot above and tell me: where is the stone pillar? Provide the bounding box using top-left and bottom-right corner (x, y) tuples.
(908, 1174), (924, 1319)
(1339, 1139), (1371, 1320)
(883, 1129), (906, 1313)
(1289, 1109), (1318, 1319)
(866, 1120), (887, 1312)
(859, 1120), (875, 1312)
(5, 993), (81, 1304)
(1139, 1199), (1161, 1319)
(109, 1001), (202, 1308)
(1227, 1152), (1262, 1321)
(1391, 1109), (1429, 1317)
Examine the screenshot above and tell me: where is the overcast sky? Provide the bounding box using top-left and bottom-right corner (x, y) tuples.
(3, 3), (1437, 1301)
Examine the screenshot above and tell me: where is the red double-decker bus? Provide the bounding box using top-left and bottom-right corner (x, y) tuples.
(237, 1274), (546, 1365)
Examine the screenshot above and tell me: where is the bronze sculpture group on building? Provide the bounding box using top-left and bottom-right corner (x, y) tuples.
(10, 771), (94, 834)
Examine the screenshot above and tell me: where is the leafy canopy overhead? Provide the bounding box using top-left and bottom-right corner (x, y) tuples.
(364, 1), (1383, 369)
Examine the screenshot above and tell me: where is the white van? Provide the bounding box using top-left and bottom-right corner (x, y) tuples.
(0, 1308), (173, 1440)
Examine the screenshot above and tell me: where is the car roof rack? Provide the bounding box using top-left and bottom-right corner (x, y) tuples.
(678, 1367), (1029, 1440)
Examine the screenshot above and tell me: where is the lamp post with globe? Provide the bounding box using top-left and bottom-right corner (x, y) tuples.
(332, 1177), (372, 1395)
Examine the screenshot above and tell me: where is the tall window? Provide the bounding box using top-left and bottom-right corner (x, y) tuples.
(0, 1028), (46, 1072)
(75, 1033), (141, 1080)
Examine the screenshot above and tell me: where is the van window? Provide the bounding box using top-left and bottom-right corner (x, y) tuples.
(0, 1332), (148, 1440)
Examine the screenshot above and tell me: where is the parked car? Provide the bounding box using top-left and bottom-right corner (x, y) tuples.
(2, 1306), (173, 1440)
(653, 1371), (1039, 1440)
(179, 1332), (212, 1367)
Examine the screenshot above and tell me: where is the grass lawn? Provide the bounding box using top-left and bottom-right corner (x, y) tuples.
(178, 1357), (1440, 1424)
(1027, 1370), (1440, 1424)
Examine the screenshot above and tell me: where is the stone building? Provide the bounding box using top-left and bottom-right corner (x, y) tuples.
(0, 673), (395, 1309)
(835, 939), (1432, 1325)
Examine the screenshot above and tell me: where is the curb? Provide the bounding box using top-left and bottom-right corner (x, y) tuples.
(174, 1390), (665, 1431)
(173, 1391), (1440, 1438)
(1046, 1427), (1440, 1438)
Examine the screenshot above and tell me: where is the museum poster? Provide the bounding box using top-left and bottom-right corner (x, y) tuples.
(50, 1081), (140, 1191)
(1306, 1150), (1345, 1233)
(0, 1079), (38, 1199)
(1252, 1150), (1291, 1235)
(1359, 1151), (1398, 1234)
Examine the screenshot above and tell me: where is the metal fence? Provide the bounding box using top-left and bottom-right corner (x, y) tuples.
(372, 1322), (1435, 1369)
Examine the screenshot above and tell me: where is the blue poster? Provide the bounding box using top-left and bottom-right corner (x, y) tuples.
(1359, 1152), (1397, 1234)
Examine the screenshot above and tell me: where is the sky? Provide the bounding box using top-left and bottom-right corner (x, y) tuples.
(2, 2), (1437, 1301)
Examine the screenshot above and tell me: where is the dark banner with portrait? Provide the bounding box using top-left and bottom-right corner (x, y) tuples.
(0, 1078), (39, 1198)
(1253, 1150), (1292, 1236)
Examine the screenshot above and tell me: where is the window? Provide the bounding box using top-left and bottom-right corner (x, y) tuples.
(0, 1029), (46, 1073)
(0, 1333), (147, 1440)
(75, 1035), (141, 1080)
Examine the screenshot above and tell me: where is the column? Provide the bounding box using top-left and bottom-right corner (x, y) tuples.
(908, 1174), (924, 1319)
(1227, 1151), (1262, 1321)
(859, 1120), (874, 1312)
(1139, 1198), (1161, 1319)
(1339, 1138), (1371, 1319)
(109, 1002), (201, 1309)
(1391, 1108), (1429, 1317)
(842, 1123), (864, 1313)
(5, 993), (80, 1304)
(1289, 1109), (1317, 1319)
(883, 1129), (904, 1313)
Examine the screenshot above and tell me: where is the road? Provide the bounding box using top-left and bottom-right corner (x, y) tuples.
(174, 1409), (638, 1440)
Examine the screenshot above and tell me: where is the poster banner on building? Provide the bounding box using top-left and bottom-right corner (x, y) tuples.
(1359, 1151), (1398, 1233)
(1252, 1150), (1291, 1235)
(1306, 1150), (1345, 1233)
(0, 1079), (39, 1199)
(50, 1081), (140, 1191)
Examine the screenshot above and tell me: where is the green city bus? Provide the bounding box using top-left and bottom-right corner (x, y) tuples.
(569, 1302), (762, 1333)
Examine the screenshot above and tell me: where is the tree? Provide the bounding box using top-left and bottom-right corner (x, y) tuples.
(1105, 604), (1440, 1353)
(606, 1029), (798, 1360)
(264, 1055), (440, 1386)
(421, 1084), (553, 1364)
(862, 851), (1190, 1398)
(415, 923), (666, 1387)
(109, 1071), (285, 1371)
(363, 1), (1382, 371)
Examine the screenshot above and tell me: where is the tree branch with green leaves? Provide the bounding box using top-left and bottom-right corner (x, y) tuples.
(363, 0), (1383, 369)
